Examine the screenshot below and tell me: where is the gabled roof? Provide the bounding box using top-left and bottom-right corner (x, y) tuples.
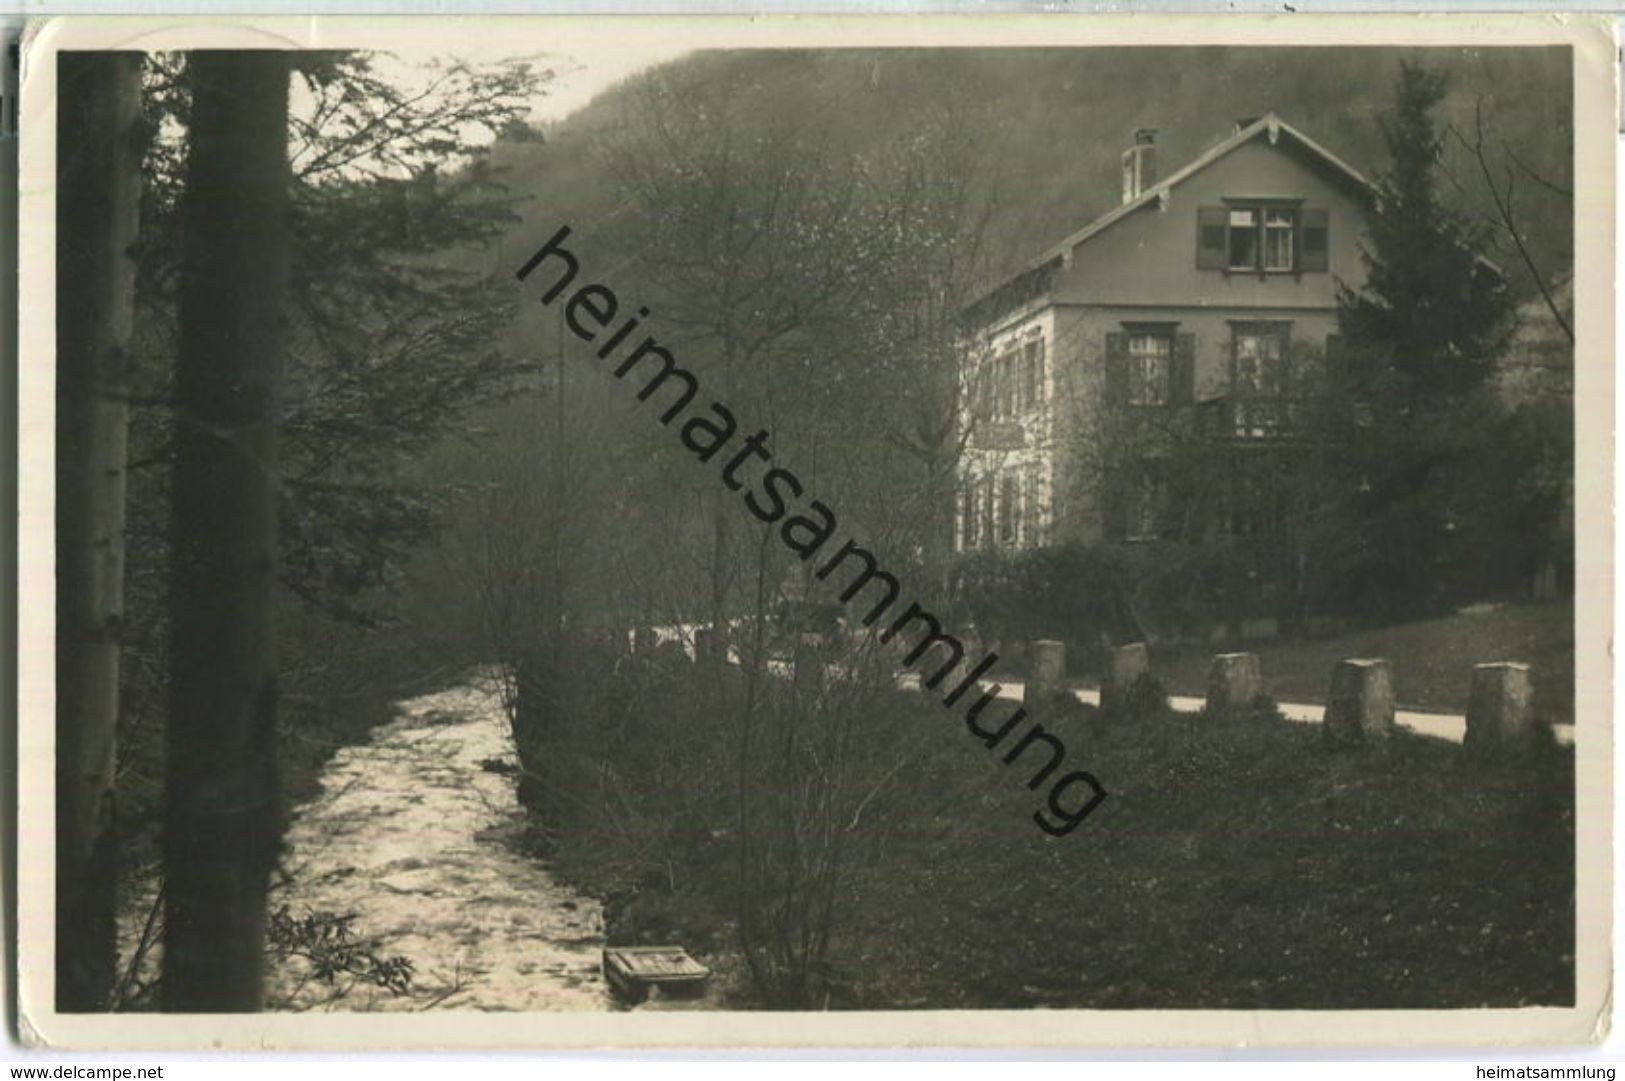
(1040, 112), (1373, 268)
(971, 113), (1374, 327)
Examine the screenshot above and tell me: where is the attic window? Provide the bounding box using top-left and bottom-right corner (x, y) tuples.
(1228, 204), (1294, 270)
(1198, 202), (1328, 273)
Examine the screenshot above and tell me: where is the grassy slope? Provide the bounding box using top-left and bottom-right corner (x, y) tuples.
(559, 665), (1575, 1011)
(835, 709), (1574, 1010)
(1151, 602), (1576, 723)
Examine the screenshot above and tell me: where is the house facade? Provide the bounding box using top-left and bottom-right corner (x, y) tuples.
(955, 114), (1374, 554)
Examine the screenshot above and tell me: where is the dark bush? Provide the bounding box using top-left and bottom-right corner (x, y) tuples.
(1197, 692), (1284, 725)
(955, 540), (1290, 655)
(1103, 672), (1170, 726)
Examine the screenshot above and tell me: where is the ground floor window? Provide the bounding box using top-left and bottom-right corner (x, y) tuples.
(1022, 463), (1048, 548)
(1231, 322), (1294, 438)
(957, 461), (1051, 552)
(998, 473), (1019, 547)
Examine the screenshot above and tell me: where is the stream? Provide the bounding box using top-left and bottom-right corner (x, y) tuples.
(265, 676), (611, 1011)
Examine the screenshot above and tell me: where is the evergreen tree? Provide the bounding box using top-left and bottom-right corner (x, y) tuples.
(1340, 60), (1513, 406)
(1334, 61), (1516, 616)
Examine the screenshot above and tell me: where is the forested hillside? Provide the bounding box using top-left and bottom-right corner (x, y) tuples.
(496, 45), (1572, 306)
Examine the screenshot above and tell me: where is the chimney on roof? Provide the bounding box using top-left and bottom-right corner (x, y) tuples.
(1234, 115), (1262, 134)
(1121, 127), (1158, 205)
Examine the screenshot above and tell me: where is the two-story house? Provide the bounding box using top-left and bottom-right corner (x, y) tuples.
(955, 113), (1374, 554)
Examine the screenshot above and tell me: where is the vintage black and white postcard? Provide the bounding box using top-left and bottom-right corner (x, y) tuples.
(14, 12), (1615, 1050)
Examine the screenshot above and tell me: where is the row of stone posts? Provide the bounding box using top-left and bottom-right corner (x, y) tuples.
(1013, 639), (1547, 756)
(630, 623), (1548, 757)
(1321, 657), (1542, 755)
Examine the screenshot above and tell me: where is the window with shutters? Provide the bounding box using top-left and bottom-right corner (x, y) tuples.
(1108, 326), (1192, 409)
(1198, 202), (1328, 273)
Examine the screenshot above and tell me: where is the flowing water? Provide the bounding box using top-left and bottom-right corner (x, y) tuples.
(266, 677), (611, 1012)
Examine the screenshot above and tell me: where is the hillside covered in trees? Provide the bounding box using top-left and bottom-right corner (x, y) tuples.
(497, 45), (1571, 310)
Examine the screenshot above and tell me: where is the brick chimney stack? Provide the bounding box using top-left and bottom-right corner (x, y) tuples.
(1121, 128), (1158, 205)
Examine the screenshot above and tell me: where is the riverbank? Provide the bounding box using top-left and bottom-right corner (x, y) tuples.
(519, 649), (1574, 1011)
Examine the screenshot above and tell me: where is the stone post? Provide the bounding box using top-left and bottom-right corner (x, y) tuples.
(1464, 662), (1538, 756)
(1101, 642), (1150, 720)
(1206, 652), (1262, 722)
(1024, 639), (1066, 705)
(1005, 639), (1029, 674)
(1323, 658), (1395, 746)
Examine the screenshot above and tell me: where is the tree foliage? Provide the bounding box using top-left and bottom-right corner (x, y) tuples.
(130, 51), (544, 624)
(112, 49), (549, 961)
(1333, 61), (1524, 617)
(1339, 61), (1514, 407)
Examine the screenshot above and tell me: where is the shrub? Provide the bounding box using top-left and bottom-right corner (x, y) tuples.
(264, 906), (416, 1007)
(1103, 672), (1170, 726)
(1197, 692), (1285, 725)
(955, 540), (1290, 653)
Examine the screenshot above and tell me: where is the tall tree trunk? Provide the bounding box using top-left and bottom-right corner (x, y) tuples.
(162, 51), (289, 1012)
(55, 51), (143, 1012)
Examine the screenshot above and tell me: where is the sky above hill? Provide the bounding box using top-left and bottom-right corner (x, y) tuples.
(370, 44), (689, 129)
(529, 45), (692, 123)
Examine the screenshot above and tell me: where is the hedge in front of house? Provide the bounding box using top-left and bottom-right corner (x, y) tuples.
(953, 539), (1291, 657)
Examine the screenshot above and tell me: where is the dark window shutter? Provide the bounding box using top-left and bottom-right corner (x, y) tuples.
(1197, 206), (1228, 269)
(1172, 333), (1196, 403)
(1104, 332), (1128, 406)
(1300, 207), (1330, 272)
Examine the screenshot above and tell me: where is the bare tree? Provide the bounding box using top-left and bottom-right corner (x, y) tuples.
(1449, 99), (1573, 344)
(602, 69), (914, 666)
